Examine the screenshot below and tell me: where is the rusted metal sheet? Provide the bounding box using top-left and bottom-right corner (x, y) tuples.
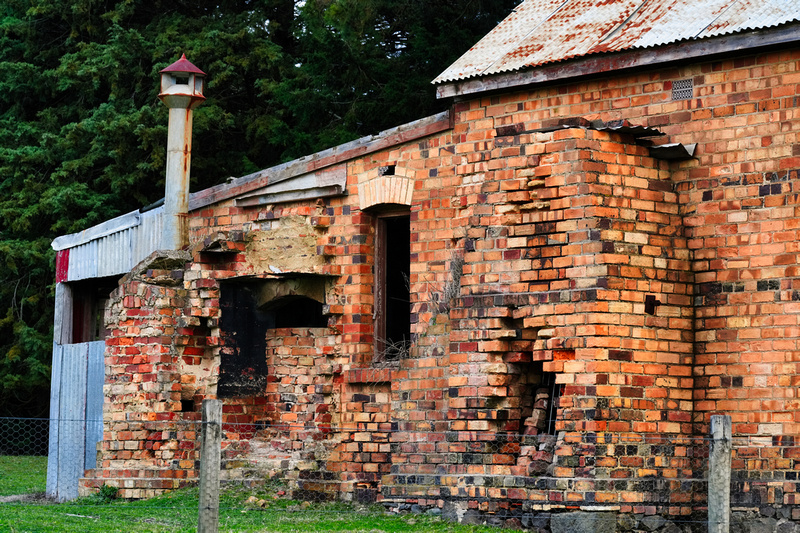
(436, 23), (800, 98)
(434, 0), (800, 84)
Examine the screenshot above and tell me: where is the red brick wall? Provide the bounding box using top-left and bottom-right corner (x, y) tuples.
(82, 46), (800, 519)
(85, 266), (201, 499)
(451, 49), (800, 435)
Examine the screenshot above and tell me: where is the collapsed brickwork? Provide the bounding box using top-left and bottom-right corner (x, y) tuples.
(78, 46), (800, 527)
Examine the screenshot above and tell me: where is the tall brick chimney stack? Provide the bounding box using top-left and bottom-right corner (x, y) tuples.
(158, 54), (205, 250)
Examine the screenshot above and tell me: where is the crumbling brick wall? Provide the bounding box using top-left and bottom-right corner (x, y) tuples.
(83, 251), (202, 498)
(81, 46), (800, 523)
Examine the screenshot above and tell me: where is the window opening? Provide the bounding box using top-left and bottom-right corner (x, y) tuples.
(374, 212), (410, 362)
(218, 281), (271, 398)
(218, 278), (330, 398)
(543, 372), (563, 435)
(271, 296), (328, 329)
(67, 276), (119, 344)
(521, 364), (562, 435)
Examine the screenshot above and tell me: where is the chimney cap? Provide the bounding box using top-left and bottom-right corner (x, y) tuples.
(161, 54), (206, 76)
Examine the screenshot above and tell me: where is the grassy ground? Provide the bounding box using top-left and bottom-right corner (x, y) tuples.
(0, 456), (47, 497)
(0, 457), (520, 532)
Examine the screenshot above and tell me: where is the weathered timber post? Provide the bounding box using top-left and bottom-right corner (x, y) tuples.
(709, 414), (732, 533)
(198, 399), (222, 533)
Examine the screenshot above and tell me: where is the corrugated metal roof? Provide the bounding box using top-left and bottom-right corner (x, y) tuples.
(434, 0), (800, 84)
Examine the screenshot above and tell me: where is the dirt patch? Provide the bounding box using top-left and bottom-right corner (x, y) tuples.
(0, 492), (54, 504)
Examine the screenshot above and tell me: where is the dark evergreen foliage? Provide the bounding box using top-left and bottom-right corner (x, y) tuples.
(0, 0), (519, 417)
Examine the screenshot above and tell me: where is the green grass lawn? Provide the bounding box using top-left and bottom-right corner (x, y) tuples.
(0, 456), (47, 496)
(0, 457), (520, 532)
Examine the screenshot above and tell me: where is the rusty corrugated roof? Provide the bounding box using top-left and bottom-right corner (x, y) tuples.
(434, 0), (800, 84)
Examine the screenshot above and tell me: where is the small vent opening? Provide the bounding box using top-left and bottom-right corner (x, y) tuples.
(672, 79), (693, 101)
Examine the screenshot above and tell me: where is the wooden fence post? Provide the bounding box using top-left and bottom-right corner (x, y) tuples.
(709, 414), (732, 533)
(198, 399), (222, 533)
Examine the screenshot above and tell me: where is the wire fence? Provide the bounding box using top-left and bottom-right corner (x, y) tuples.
(1, 416), (799, 532)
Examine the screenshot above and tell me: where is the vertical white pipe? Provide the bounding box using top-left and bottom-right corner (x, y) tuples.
(163, 104), (193, 250)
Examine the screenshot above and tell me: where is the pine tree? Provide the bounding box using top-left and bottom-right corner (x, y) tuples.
(0, 0), (519, 417)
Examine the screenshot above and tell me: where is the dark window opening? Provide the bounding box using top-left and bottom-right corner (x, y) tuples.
(218, 278), (330, 398)
(180, 399), (194, 412)
(374, 213), (410, 362)
(521, 365), (562, 435)
(379, 165), (396, 176)
(270, 296), (328, 329)
(542, 372), (563, 435)
(175, 76), (190, 85)
(67, 276), (119, 344)
(218, 281), (271, 398)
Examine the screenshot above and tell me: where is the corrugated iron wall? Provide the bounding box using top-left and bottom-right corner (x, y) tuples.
(48, 208), (164, 499)
(46, 341), (105, 501)
(63, 208), (163, 282)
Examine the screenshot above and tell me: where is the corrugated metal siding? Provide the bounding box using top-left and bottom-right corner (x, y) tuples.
(46, 341), (105, 501)
(65, 208), (163, 282)
(84, 342), (105, 470)
(48, 207), (162, 498)
(434, 0), (800, 83)
(133, 207), (164, 264)
(45, 343), (63, 498)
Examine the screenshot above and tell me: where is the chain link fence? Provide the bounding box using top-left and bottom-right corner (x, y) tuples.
(1, 416), (797, 532)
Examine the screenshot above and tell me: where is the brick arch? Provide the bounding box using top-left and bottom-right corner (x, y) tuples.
(356, 164), (417, 209)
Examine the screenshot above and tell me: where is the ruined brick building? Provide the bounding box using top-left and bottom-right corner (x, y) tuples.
(47, 0), (800, 529)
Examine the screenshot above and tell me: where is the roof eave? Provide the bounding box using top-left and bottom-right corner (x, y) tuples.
(435, 23), (800, 99)
(52, 111), (452, 252)
(188, 110), (452, 211)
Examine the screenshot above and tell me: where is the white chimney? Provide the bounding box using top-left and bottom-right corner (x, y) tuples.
(158, 54), (206, 250)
